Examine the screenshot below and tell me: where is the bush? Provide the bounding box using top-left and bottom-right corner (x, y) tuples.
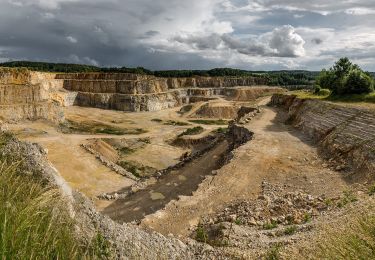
(317, 58), (374, 95)
(313, 85), (321, 94)
(316, 88), (331, 96)
(178, 126), (204, 137)
(344, 70), (374, 94)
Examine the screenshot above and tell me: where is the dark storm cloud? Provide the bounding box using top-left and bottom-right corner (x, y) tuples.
(0, 0), (374, 70)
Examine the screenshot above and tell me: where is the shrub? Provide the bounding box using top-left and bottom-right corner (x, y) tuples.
(316, 88), (331, 96)
(317, 58), (374, 95)
(283, 225), (297, 235)
(195, 227), (208, 243)
(313, 85), (321, 94)
(178, 126), (204, 137)
(344, 70), (374, 94)
(263, 220), (278, 230)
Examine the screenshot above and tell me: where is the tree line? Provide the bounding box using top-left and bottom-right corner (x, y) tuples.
(0, 61), (318, 86)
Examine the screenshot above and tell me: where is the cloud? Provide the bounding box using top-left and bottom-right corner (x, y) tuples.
(172, 25), (305, 58)
(268, 25), (305, 57)
(311, 38), (323, 45)
(66, 36), (78, 43)
(0, 0), (375, 70)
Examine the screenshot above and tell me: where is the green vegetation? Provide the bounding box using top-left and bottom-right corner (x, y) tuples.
(0, 134), (111, 259)
(234, 218), (243, 225)
(292, 90), (375, 104)
(265, 243), (282, 260)
(118, 160), (156, 178)
(178, 126), (204, 137)
(337, 190), (358, 208)
(369, 184), (375, 196)
(316, 57), (374, 95)
(178, 104), (193, 114)
(60, 119), (147, 135)
(303, 213), (312, 223)
(119, 147), (135, 155)
(189, 119), (229, 125)
(195, 227), (209, 243)
(263, 220), (278, 230)
(312, 212), (375, 259)
(283, 225), (297, 236)
(1, 61), (321, 86)
(215, 127), (229, 134)
(163, 120), (190, 126)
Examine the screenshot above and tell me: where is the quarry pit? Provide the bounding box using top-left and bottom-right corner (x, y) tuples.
(2, 68), (375, 258)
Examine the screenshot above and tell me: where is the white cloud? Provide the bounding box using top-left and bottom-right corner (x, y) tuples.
(170, 25), (305, 58)
(66, 36), (78, 43)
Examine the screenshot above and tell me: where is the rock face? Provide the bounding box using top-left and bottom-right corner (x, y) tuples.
(270, 94), (375, 180)
(0, 68), (64, 123)
(0, 68), (282, 121)
(57, 73), (273, 112)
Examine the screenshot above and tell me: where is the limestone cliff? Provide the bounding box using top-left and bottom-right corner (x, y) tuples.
(0, 68), (64, 122)
(57, 73), (273, 112)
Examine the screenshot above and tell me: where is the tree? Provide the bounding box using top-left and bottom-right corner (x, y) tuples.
(317, 57), (374, 95)
(344, 69), (374, 94)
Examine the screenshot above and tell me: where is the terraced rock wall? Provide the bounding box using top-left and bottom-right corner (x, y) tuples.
(0, 68), (64, 122)
(271, 94), (375, 180)
(57, 73), (271, 112)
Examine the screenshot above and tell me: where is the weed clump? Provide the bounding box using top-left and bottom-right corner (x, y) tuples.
(178, 126), (204, 137)
(189, 119), (229, 125)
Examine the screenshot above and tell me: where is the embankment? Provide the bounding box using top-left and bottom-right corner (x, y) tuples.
(270, 94), (375, 180)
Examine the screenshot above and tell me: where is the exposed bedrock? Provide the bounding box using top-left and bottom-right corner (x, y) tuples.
(74, 90), (189, 112)
(270, 94), (375, 180)
(0, 68), (64, 123)
(57, 73), (281, 112)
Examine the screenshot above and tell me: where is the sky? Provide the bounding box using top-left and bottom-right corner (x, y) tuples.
(0, 0), (375, 71)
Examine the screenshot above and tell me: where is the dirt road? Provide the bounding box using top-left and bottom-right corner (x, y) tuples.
(141, 99), (349, 237)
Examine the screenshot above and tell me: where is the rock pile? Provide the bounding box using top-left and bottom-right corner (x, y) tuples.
(201, 182), (327, 229)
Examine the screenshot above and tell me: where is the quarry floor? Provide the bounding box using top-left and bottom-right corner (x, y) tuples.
(7, 97), (350, 240)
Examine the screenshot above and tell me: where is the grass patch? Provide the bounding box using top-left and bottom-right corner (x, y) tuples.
(180, 104), (193, 113)
(283, 225), (297, 236)
(263, 220), (278, 230)
(178, 126), (204, 137)
(60, 119), (147, 135)
(0, 134), (112, 259)
(195, 227), (208, 243)
(214, 127), (229, 134)
(369, 184), (375, 196)
(292, 90), (375, 104)
(310, 211), (375, 259)
(118, 160), (156, 178)
(234, 218), (243, 225)
(337, 190), (358, 208)
(163, 120), (190, 126)
(189, 119), (229, 125)
(119, 147), (135, 155)
(265, 243), (282, 260)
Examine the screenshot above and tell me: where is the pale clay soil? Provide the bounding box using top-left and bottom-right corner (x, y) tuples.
(7, 97), (350, 238)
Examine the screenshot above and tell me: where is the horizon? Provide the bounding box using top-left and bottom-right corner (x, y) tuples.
(0, 1), (374, 71)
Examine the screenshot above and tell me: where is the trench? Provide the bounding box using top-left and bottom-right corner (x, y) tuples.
(102, 139), (230, 223)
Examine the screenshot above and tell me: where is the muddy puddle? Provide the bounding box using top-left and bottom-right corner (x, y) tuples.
(102, 140), (229, 223)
